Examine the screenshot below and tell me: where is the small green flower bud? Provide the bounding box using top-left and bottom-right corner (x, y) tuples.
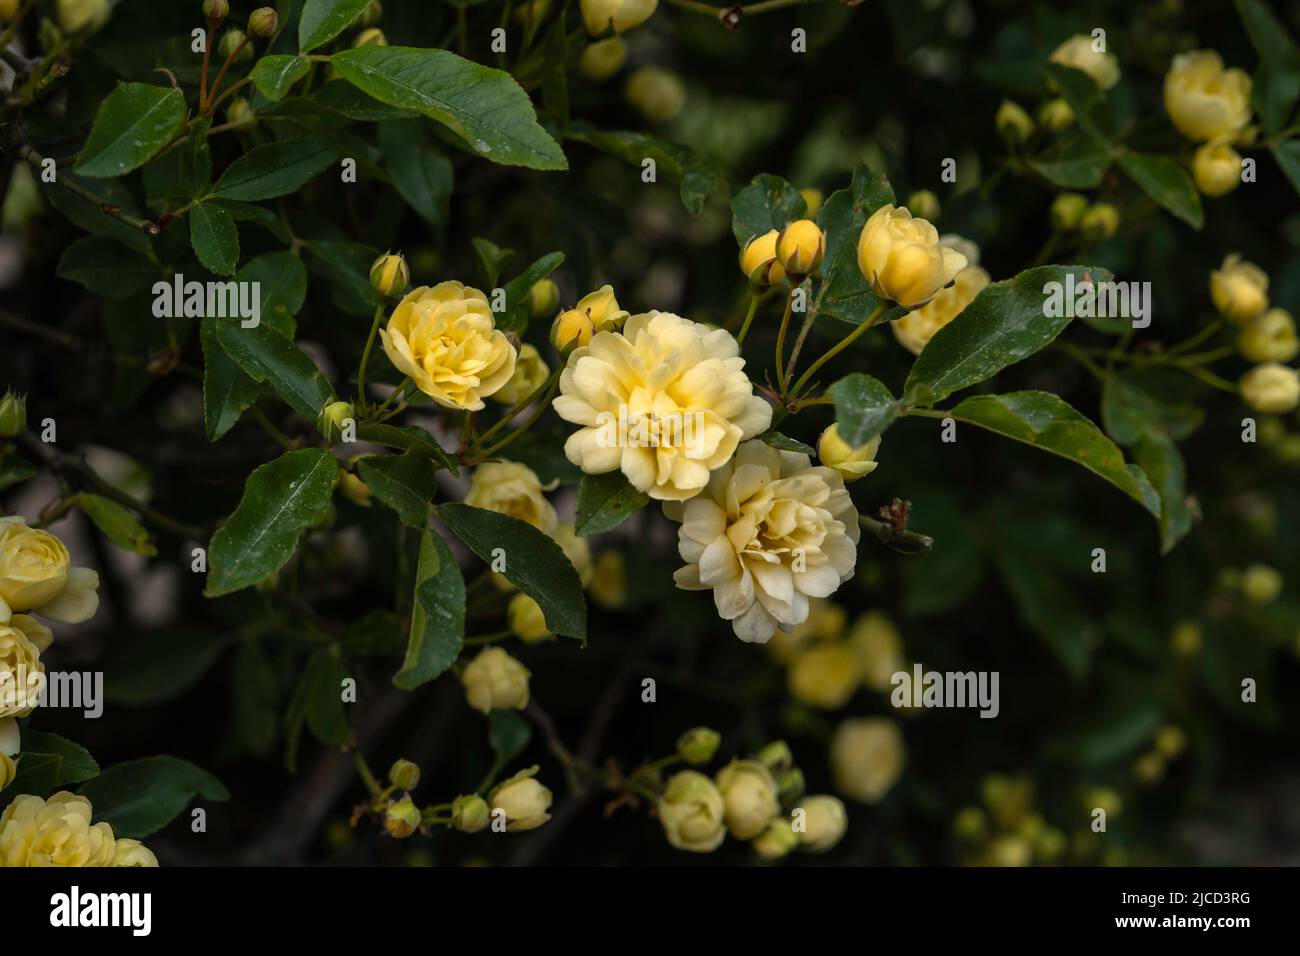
(225, 98), (255, 127)
(451, 793), (490, 833)
(776, 767), (805, 804)
(385, 796), (421, 838)
(1049, 192), (1088, 231)
(353, 26), (386, 47)
(316, 400), (355, 444)
(370, 252), (409, 299)
(756, 740), (793, 773)
(995, 99), (1034, 144)
(1080, 202), (1119, 241)
(527, 278), (560, 320)
(906, 189), (941, 224)
(676, 726), (721, 765)
(247, 6), (278, 37)
(219, 28), (251, 61)
(388, 758), (421, 792)
(0, 390), (27, 438)
(952, 805), (987, 843)
(203, 0), (229, 21)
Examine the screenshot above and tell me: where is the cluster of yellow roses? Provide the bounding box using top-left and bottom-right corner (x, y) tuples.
(0, 792), (157, 867)
(378, 757), (554, 838)
(1210, 255), (1300, 416)
(0, 516), (100, 795)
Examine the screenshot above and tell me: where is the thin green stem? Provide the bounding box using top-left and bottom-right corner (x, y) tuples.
(477, 377), (560, 459)
(357, 302), (387, 414)
(354, 753), (383, 798)
(735, 293), (760, 346)
(464, 629), (512, 646)
(789, 302), (886, 398)
(474, 367), (562, 447)
(773, 289), (795, 392)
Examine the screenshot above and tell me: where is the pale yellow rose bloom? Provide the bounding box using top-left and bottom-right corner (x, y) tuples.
(830, 718), (906, 804)
(0, 716), (17, 790)
(1241, 363), (1300, 414)
(461, 647), (530, 714)
(491, 343), (550, 406)
(379, 281), (516, 410)
(580, 0), (657, 36)
(891, 245), (990, 354)
(1164, 50), (1252, 142)
(847, 611), (903, 691)
(1239, 309), (1298, 363)
(1049, 34), (1120, 89)
(0, 517), (100, 624)
(574, 284), (630, 333)
(507, 593), (553, 644)
(1, 615), (51, 718)
(658, 770), (726, 853)
(857, 205), (968, 309)
(1210, 254), (1268, 323)
(111, 839), (159, 867)
(787, 642), (860, 709)
(489, 765), (552, 831)
(1192, 139), (1243, 197)
(553, 312), (772, 501)
(464, 460), (558, 535)
(714, 759), (779, 840)
(0, 792), (117, 866)
(666, 441), (859, 643)
(795, 794), (847, 852)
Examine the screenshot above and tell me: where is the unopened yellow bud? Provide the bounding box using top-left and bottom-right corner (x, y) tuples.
(752, 818), (799, 859)
(369, 252), (409, 299)
(676, 727), (721, 765)
(1211, 254), (1269, 323)
(359, 1), (383, 27)
(579, 37), (627, 81)
(385, 796), (421, 838)
(817, 423), (880, 481)
(316, 400), (355, 444)
(451, 793), (490, 833)
(995, 99), (1035, 144)
(581, 0), (658, 36)
(388, 758), (421, 791)
(1133, 751), (1165, 784)
(1240, 563), (1283, 604)
(1239, 309), (1298, 363)
(1240, 363), (1300, 414)
(203, 0), (229, 21)
(795, 795), (847, 852)
(1080, 202), (1119, 240)
(799, 187), (824, 217)
(225, 98), (255, 127)
(1049, 192), (1088, 231)
(219, 28), (252, 60)
(56, 0), (109, 34)
(776, 219), (825, 277)
(1193, 139), (1242, 197)
(0, 390), (27, 438)
(247, 7), (278, 37)
(353, 26), (386, 47)
(339, 471), (372, 508)
(625, 67), (685, 123)
(507, 592), (553, 643)
(1170, 620), (1201, 656)
(1154, 725), (1186, 759)
(952, 806), (987, 842)
(461, 647), (530, 714)
(906, 190), (941, 224)
(1038, 97), (1075, 132)
(492, 344), (550, 405)
(551, 309), (595, 353)
(739, 229), (785, 288)
(527, 278), (560, 319)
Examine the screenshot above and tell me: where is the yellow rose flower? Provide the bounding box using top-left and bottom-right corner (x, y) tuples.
(0, 517), (100, 625)
(890, 237), (990, 354)
(787, 642), (861, 709)
(56, 0), (110, 34)
(1193, 139), (1243, 197)
(1049, 34), (1120, 89)
(0, 716), (17, 790)
(379, 281), (516, 410)
(1, 615), (51, 718)
(857, 204), (968, 309)
(492, 343), (551, 406)
(816, 423), (880, 481)
(847, 611), (903, 691)
(1164, 50), (1252, 142)
(1211, 254), (1269, 323)
(795, 794), (847, 852)
(580, 0), (657, 36)
(625, 67), (685, 123)
(666, 441), (859, 642)
(489, 765), (552, 831)
(579, 37), (627, 82)
(1239, 308), (1298, 363)
(461, 647), (530, 714)
(799, 188), (824, 218)
(507, 593), (553, 643)
(464, 460), (558, 535)
(738, 229), (786, 287)
(830, 717), (905, 804)
(110, 838), (159, 867)
(714, 759), (779, 840)
(0, 791), (116, 866)
(553, 312), (772, 501)
(658, 770), (726, 853)
(575, 284), (630, 334)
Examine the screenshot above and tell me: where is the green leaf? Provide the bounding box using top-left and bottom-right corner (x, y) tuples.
(813, 165), (900, 326)
(942, 391), (1159, 515)
(235, 251), (308, 334)
(495, 252), (565, 334)
(201, 318), (264, 441)
(214, 321), (336, 420)
(1045, 63), (1116, 142)
(331, 46), (567, 170)
(904, 264), (1111, 404)
(1030, 131), (1111, 188)
(731, 172), (806, 244)
(230, 642), (280, 758)
(250, 54), (312, 101)
(212, 135), (336, 201)
(827, 373), (900, 446)
(394, 529), (466, 689)
(189, 202), (240, 276)
(1274, 138), (1300, 198)
(1117, 151), (1203, 229)
(56, 236), (156, 298)
(78, 756), (229, 839)
(106, 628), (228, 705)
(1236, 0), (1300, 135)
(0, 732), (99, 799)
(997, 547), (1091, 682)
(74, 82), (186, 177)
(358, 449), (437, 528)
(574, 472), (649, 536)
(304, 239), (380, 315)
(206, 448), (340, 597)
(541, 17), (569, 126)
(355, 422), (459, 475)
(182, 117), (212, 196)
(472, 237), (515, 289)
(759, 432), (815, 455)
(439, 503), (587, 641)
(1132, 431), (1194, 554)
(568, 124), (725, 215)
(0, 454), (36, 492)
(1101, 368), (1204, 445)
(343, 609), (406, 657)
(299, 0), (374, 52)
(73, 493), (156, 556)
(489, 711), (533, 766)
(377, 119), (454, 225)
(304, 651), (351, 746)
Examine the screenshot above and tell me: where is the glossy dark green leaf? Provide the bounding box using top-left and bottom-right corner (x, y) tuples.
(1117, 151), (1203, 229)
(304, 651), (352, 746)
(759, 432), (815, 455)
(355, 422), (459, 475)
(568, 124), (725, 215)
(439, 503), (586, 641)
(1236, 0), (1300, 135)
(0, 455), (36, 492)
(331, 47), (567, 170)
(814, 164), (900, 326)
(1101, 368), (1204, 445)
(214, 321), (336, 421)
(201, 317), (263, 441)
(905, 264), (1111, 404)
(495, 252), (565, 334)
(74, 82), (186, 177)
(230, 642), (280, 758)
(0, 732), (99, 799)
(206, 448), (339, 597)
(1132, 431), (1194, 554)
(731, 172), (806, 244)
(235, 251), (307, 335)
(78, 756), (229, 839)
(394, 528), (465, 689)
(574, 472), (648, 536)
(299, 0), (374, 52)
(212, 135), (336, 201)
(358, 449), (437, 528)
(1031, 131), (1111, 188)
(828, 373), (900, 445)
(489, 710), (532, 765)
(250, 54), (311, 100)
(1273, 138), (1300, 198)
(56, 236), (156, 298)
(189, 202), (240, 276)
(73, 493), (156, 556)
(377, 119), (454, 225)
(106, 628), (228, 705)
